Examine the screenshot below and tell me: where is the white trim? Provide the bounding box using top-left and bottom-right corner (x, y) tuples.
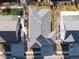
(60, 11), (79, 17)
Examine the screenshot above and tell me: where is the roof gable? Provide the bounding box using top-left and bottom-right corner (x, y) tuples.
(36, 35), (51, 45)
(0, 31), (17, 43)
(64, 31), (79, 43)
(31, 42), (41, 48)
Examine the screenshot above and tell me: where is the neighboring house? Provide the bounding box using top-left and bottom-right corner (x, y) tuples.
(60, 11), (79, 43)
(0, 16), (25, 58)
(59, 11), (79, 58)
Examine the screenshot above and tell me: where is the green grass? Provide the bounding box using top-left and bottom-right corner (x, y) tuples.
(0, 8), (23, 15)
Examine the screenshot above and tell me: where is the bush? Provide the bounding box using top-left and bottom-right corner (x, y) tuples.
(2, 8), (11, 15)
(2, 8), (23, 15)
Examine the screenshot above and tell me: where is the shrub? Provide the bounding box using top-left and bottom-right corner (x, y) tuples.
(2, 8), (23, 15)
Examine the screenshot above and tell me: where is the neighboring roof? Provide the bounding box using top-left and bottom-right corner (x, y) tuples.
(69, 43), (79, 56)
(0, 16), (17, 31)
(60, 11), (79, 42)
(63, 15), (79, 30)
(0, 31), (17, 43)
(64, 31), (79, 43)
(0, 16), (17, 43)
(0, 21), (17, 31)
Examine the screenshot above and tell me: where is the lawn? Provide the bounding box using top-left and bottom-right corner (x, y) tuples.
(0, 8), (23, 15)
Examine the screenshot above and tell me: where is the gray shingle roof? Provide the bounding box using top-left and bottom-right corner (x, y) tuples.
(29, 9), (51, 46)
(0, 21), (17, 31)
(0, 16), (18, 43)
(60, 13), (79, 43)
(69, 43), (79, 56)
(63, 15), (79, 30)
(0, 31), (17, 43)
(37, 35), (51, 45)
(64, 31), (79, 43)
(63, 15), (79, 42)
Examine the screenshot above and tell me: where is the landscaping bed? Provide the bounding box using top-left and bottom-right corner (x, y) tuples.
(0, 8), (23, 15)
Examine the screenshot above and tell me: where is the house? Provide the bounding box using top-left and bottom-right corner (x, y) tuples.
(28, 6), (56, 57)
(0, 16), (25, 58)
(60, 11), (79, 43)
(59, 11), (79, 58)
